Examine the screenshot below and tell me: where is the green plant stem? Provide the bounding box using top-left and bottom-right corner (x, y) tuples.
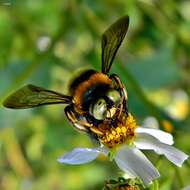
(175, 168), (184, 188)
(150, 180), (159, 190)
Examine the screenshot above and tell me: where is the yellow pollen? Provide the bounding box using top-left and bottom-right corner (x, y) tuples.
(112, 130), (116, 135)
(116, 127), (121, 133)
(99, 113), (138, 148)
(109, 134), (114, 140)
(121, 127), (127, 133)
(115, 134), (120, 138)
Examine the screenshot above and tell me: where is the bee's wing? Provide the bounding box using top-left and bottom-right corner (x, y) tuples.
(101, 15), (129, 74)
(3, 84), (72, 109)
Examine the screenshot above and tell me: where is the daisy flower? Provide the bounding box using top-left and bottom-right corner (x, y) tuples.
(58, 114), (188, 185)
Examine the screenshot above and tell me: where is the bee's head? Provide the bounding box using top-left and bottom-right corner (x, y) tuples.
(88, 87), (121, 120)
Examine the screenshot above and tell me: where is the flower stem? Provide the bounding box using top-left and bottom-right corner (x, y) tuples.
(175, 168), (184, 188)
(150, 180), (159, 190)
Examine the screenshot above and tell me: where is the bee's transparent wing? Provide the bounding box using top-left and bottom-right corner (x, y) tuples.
(101, 15), (129, 74)
(3, 84), (72, 109)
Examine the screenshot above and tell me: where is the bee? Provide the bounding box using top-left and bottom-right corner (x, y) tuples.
(3, 16), (134, 148)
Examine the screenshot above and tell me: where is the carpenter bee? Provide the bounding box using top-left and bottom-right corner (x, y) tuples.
(3, 16), (134, 148)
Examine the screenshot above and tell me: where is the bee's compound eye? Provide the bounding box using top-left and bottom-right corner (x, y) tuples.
(107, 89), (121, 106)
(90, 98), (107, 120)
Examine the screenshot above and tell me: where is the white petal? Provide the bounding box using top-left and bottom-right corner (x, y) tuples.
(135, 127), (174, 145)
(134, 134), (188, 167)
(182, 186), (190, 190)
(115, 145), (160, 185)
(57, 148), (100, 165)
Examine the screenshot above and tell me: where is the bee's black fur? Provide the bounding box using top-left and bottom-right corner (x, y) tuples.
(69, 69), (97, 95)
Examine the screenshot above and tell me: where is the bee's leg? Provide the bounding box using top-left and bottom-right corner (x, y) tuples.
(65, 106), (104, 137)
(110, 74), (128, 114)
(65, 106), (90, 132)
(110, 74), (128, 100)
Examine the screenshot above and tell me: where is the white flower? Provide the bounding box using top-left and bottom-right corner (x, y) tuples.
(58, 127), (188, 186)
(182, 186), (190, 190)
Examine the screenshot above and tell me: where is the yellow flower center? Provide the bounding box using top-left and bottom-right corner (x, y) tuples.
(98, 113), (137, 148)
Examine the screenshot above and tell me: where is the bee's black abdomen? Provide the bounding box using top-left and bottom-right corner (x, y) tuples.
(69, 69), (97, 95)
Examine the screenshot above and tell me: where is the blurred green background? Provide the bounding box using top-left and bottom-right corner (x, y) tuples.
(0, 0), (190, 189)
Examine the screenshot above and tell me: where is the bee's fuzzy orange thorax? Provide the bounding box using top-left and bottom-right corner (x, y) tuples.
(73, 72), (112, 111)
